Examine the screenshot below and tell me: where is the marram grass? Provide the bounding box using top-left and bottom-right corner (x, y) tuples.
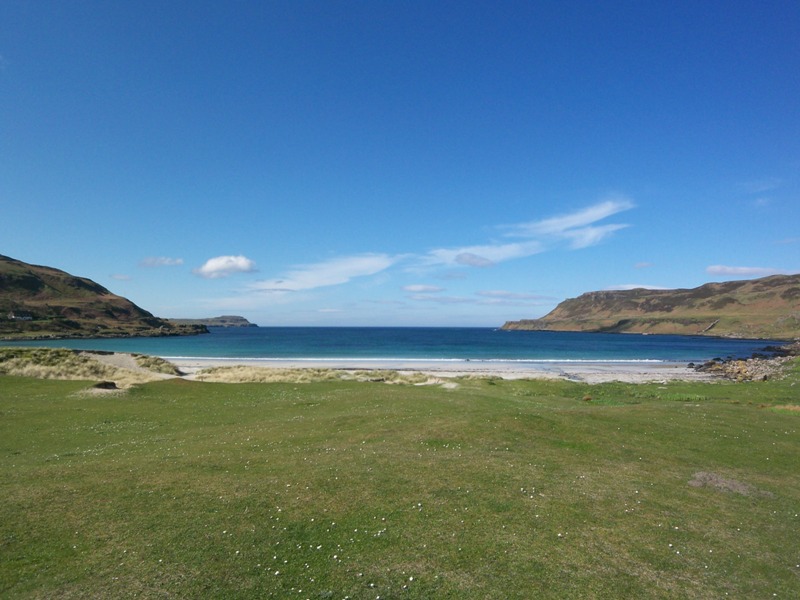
(193, 365), (433, 385)
(0, 348), (159, 388)
(1, 359), (799, 599)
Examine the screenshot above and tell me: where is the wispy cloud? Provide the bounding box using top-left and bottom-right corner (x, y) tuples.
(423, 240), (544, 268)
(561, 223), (630, 249)
(205, 200), (635, 313)
(407, 294), (473, 304)
(110, 274), (131, 281)
(403, 284), (445, 293)
(250, 253), (397, 292)
(194, 255), (257, 279)
(504, 197), (634, 244)
(140, 256), (184, 268)
(422, 198), (634, 268)
(634, 262), (653, 269)
(407, 289), (553, 307)
(706, 265), (783, 277)
(475, 290), (552, 301)
(740, 178), (782, 195)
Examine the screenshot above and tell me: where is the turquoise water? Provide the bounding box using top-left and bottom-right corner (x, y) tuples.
(2, 327), (780, 364)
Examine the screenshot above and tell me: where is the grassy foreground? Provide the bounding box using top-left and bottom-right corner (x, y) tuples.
(2, 364), (799, 598)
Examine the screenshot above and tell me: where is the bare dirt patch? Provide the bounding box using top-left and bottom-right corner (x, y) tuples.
(688, 471), (774, 498)
(75, 386), (129, 397)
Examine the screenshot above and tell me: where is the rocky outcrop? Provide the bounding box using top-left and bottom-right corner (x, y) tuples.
(692, 342), (800, 381)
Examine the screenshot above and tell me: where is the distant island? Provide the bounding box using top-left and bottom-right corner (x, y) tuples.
(502, 274), (800, 340)
(168, 316), (258, 328)
(0, 254), (207, 340)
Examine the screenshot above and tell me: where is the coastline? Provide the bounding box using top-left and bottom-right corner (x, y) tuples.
(167, 356), (716, 384)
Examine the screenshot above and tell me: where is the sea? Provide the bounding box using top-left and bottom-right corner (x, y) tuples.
(1, 327), (783, 365)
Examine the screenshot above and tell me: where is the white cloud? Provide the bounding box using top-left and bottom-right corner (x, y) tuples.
(407, 289), (551, 307)
(476, 290), (551, 300)
(198, 199), (636, 314)
(422, 199), (634, 269)
(434, 271), (468, 281)
(408, 294), (473, 304)
(560, 223), (630, 249)
(140, 256), (184, 267)
(194, 255), (257, 279)
(424, 240), (544, 268)
(403, 284), (444, 293)
(251, 253), (396, 292)
(455, 252), (496, 267)
(505, 197), (635, 240)
(706, 265), (783, 277)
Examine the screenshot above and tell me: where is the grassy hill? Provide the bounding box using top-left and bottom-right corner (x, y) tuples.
(0, 254), (206, 339)
(502, 274), (800, 339)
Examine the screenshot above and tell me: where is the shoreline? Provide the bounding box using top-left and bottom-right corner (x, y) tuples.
(167, 356), (717, 384)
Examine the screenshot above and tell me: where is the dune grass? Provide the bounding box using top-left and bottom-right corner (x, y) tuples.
(0, 348), (162, 388)
(1, 360), (799, 598)
(193, 365), (433, 385)
(132, 353), (183, 376)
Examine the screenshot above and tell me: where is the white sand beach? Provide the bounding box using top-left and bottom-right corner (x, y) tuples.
(167, 356), (716, 384)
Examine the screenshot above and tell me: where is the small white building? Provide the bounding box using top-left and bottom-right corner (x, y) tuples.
(7, 311), (34, 321)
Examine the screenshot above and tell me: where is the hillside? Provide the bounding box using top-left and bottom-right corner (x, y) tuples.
(168, 315), (258, 327)
(501, 274), (800, 339)
(0, 255), (206, 340)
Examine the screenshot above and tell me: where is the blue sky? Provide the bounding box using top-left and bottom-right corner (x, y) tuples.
(2, 1), (798, 326)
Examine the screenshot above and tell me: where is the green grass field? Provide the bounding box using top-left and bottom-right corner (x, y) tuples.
(2, 363), (799, 598)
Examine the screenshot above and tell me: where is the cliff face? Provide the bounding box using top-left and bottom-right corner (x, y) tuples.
(501, 274), (800, 339)
(0, 255), (206, 339)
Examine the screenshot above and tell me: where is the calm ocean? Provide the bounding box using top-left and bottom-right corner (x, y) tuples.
(2, 327), (781, 364)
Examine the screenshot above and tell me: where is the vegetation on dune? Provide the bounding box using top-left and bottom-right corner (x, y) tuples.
(0, 347), (121, 381)
(194, 365), (434, 385)
(0, 348), (168, 388)
(132, 353), (183, 376)
(1, 357), (799, 598)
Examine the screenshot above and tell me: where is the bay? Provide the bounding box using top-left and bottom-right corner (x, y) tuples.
(1, 327), (780, 364)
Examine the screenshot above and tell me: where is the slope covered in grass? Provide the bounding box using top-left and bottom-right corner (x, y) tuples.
(503, 273), (800, 339)
(0, 254), (206, 339)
